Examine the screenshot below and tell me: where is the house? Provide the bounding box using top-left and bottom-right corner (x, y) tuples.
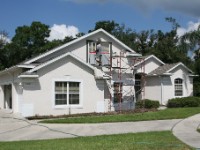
(0, 29), (194, 117)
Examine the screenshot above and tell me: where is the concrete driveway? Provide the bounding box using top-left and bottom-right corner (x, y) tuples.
(0, 109), (181, 142)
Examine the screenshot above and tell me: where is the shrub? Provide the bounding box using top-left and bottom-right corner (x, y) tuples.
(167, 97), (200, 108)
(136, 99), (160, 109)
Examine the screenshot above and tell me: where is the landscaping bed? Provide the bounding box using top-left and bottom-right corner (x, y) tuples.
(39, 107), (200, 124)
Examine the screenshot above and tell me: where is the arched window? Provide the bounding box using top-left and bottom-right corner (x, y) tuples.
(174, 78), (183, 96)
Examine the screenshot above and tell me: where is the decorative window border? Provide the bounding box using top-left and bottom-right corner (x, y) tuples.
(52, 78), (83, 109)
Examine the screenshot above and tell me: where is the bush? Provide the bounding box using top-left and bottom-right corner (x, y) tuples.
(167, 97), (200, 108)
(136, 99), (160, 109)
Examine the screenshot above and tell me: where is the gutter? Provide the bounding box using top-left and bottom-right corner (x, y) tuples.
(18, 74), (39, 78)
(189, 75), (199, 77)
(126, 53), (142, 57)
(159, 76), (163, 105)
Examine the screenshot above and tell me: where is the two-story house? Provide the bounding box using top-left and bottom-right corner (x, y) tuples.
(0, 29), (194, 117)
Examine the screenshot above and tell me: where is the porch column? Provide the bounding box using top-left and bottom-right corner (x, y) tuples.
(12, 83), (21, 113)
(0, 86), (4, 109)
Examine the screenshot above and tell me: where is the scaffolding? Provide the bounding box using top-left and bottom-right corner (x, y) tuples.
(106, 51), (146, 112)
(87, 40), (146, 112)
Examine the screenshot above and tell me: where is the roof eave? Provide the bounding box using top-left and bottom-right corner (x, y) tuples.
(134, 55), (165, 67)
(27, 52), (95, 73)
(17, 64), (36, 69)
(0, 66), (19, 76)
(166, 63), (193, 74)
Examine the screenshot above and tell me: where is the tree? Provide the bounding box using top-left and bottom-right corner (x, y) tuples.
(89, 20), (138, 52)
(0, 30), (9, 49)
(89, 20), (119, 34)
(12, 21), (50, 58)
(0, 30), (9, 70)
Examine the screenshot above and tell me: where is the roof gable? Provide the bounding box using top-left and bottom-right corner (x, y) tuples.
(24, 29), (137, 65)
(148, 62), (193, 76)
(24, 52), (110, 80)
(27, 52), (95, 73)
(134, 55), (165, 67)
(166, 62), (193, 73)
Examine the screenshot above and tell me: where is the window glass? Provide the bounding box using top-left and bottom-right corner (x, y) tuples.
(174, 78), (183, 96)
(55, 81), (80, 106)
(69, 82), (80, 104)
(55, 82), (67, 92)
(113, 82), (123, 103)
(55, 94), (67, 105)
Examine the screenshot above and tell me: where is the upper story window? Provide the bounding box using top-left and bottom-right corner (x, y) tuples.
(55, 81), (80, 106)
(174, 78), (183, 96)
(87, 41), (111, 66)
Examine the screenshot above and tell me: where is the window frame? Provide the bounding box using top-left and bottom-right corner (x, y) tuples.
(86, 40), (112, 66)
(53, 79), (83, 109)
(113, 82), (123, 104)
(174, 78), (183, 97)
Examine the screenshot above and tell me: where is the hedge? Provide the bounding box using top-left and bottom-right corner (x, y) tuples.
(167, 97), (200, 108)
(136, 99), (160, 109)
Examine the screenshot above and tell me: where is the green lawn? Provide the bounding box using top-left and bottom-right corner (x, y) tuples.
(40, 107), (200, 124)
(0, 131), (193, 150)
(197, 128), (200, 133)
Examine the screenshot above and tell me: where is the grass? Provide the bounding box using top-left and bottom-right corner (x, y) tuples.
(0, 131), (193, 150)
(40, 107), (200, 124)
(197, 128), (200, 133)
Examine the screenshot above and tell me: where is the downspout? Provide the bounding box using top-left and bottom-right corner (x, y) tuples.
(160, 76), (163, 105)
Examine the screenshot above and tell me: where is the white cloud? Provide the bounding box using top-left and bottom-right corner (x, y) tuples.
(47, 24), (79, 41)
(0, 34), (11, 44)
(63, 0), (200, 17)
(177, 21), (200, 37)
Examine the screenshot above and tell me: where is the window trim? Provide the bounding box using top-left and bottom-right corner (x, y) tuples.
(52, 79), (83, 109)
(174, 78), (183, 97)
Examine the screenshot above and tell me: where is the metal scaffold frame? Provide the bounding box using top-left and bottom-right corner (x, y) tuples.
(107, 51), (146, 112)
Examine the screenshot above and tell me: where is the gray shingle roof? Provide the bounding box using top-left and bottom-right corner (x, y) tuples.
(148, 63), (179, 75)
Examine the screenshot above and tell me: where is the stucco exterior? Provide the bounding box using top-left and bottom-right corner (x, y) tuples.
(0, 29), (195, 117)
(19, 56), (105, 116)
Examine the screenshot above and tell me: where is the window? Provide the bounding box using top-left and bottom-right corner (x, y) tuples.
(55, 81), (80, 106)
(87, 41), (111, 66)
(174, 78), (183, 96)
(113, 82), (123, 103)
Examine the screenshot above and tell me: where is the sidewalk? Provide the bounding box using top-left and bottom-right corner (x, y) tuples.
(172, 113), (200, 149)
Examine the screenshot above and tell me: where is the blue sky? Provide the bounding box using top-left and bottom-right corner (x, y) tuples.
(1, 0), (200, 40)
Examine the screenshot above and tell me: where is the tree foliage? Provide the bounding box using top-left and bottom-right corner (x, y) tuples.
(1, 22), (73, 68)
(0, 19), (200, 95)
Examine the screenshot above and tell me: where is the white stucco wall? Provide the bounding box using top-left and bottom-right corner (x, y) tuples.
(20, 56), (105, 116)
(145, 65), (193, 105)
(136, 56), (163, 74)
(145, 76), (162, 103)
(170, 65), (193, 97)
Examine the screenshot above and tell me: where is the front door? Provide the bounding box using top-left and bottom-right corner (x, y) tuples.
(4, 85), (12, 109)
